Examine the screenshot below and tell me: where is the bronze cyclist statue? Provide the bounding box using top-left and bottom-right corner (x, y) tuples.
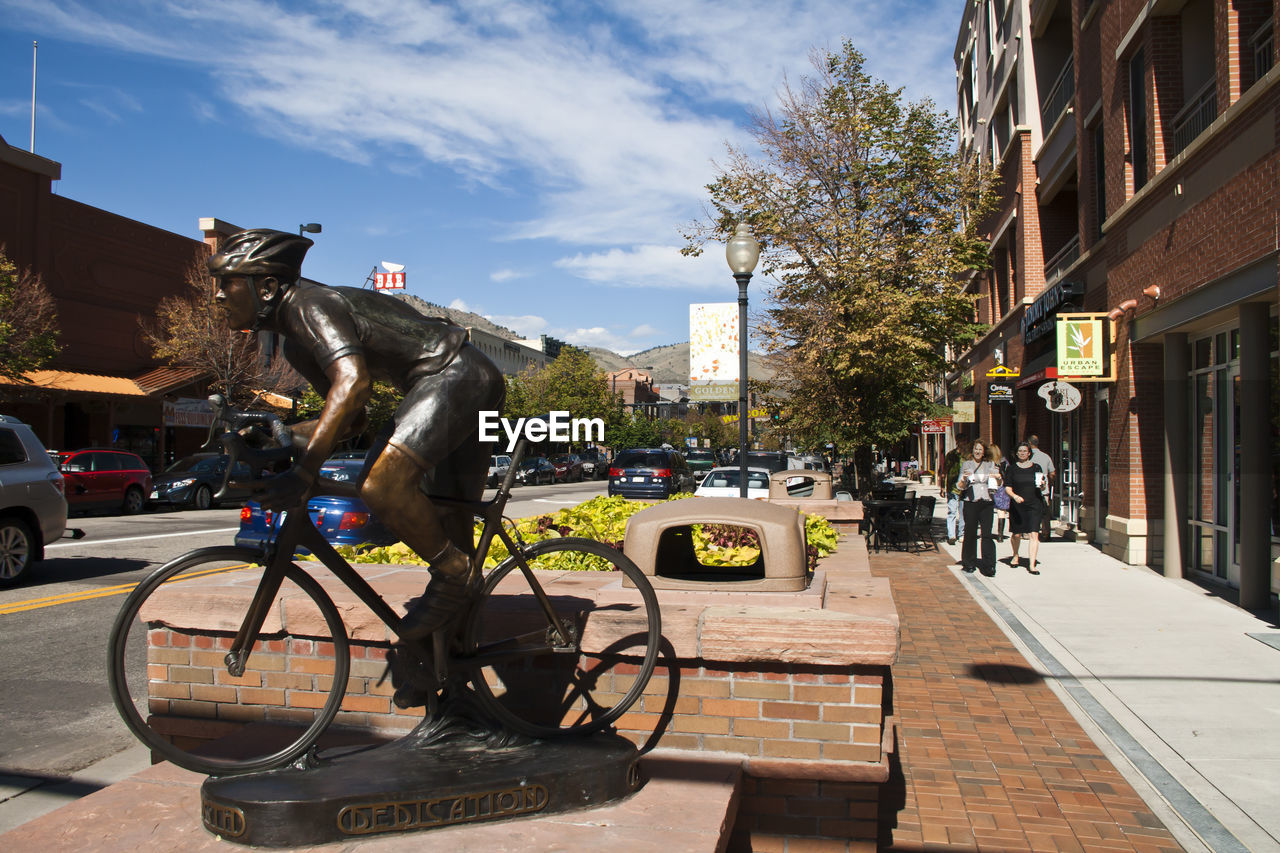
(209, 228), (505, 706)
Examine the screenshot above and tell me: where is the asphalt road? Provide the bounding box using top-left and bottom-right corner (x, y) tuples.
(0, 478), (608, 830)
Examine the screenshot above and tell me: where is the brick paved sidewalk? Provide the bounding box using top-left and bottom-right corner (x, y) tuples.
(870, 547), (1184, 852)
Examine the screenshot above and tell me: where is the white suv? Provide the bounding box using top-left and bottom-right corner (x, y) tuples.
(0, 415), (67, 585)
(487, 454), (512, 487)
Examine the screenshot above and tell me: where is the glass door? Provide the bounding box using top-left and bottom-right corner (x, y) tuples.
(1094, 388), (1110, 542)
(1053, 408), (1083, 528)
(1187, 330), (1241, 585)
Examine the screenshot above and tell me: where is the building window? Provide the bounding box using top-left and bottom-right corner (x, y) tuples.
(1127, 48), (1148, 192)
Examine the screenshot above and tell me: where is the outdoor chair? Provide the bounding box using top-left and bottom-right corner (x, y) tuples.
(908, 495), (939, 552)
(877, 494), (918, 552)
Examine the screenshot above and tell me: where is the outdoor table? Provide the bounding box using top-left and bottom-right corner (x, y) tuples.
(861, 498), (915, 553)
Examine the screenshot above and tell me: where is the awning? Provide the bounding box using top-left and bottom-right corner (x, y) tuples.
(1, 370), (149, 397)
(134, 366), (210, 395)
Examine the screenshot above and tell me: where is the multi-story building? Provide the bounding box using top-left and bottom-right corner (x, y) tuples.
(952, 0), (1277, 609)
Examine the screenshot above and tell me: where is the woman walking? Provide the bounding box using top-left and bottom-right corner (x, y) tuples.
(989, 443), (1009, 541)
(1004, 441), (1047, 574)
(957, 439), (1002, 576)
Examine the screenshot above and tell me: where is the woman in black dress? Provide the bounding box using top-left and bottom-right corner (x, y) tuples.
(1004, 441), (1046, 574)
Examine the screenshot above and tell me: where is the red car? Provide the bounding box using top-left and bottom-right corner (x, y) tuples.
(549, 453), (584, 483)
(55, 448), (152, 515)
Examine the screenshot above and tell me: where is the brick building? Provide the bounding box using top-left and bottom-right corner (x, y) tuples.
(952, 0), (1277, 609)
(0, 132), (212, 468)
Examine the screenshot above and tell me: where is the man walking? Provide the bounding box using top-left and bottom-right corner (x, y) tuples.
(943, 442), (967, 545)
(1027, 435), (1055, 540)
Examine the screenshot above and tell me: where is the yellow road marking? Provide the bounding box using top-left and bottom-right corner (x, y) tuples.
(0, 563), (255, 615)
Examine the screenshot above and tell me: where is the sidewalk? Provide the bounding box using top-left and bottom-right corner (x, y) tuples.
(874, 483), (1280, 852)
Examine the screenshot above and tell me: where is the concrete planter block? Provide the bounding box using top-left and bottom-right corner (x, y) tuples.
(623, 497), (808, 591)
(767, 470), (833, 500)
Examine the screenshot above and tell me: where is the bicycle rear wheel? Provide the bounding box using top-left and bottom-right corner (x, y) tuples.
(108, 546), (351, 776)
(464, 537), (661, 738)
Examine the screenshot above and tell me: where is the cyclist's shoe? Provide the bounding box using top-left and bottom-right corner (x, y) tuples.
(399, 545), (474, 640)
(384, 644), (433, 709)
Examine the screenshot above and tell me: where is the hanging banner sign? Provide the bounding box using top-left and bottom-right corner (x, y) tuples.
(921, 417), (952, 434)
(1038, 380), (1082, 412)
(988, 381), (1015, 404)
(985, 364), (1020, 378)
(951, 401), (976, 423)
(689, 302), (739, 401)
(163, 397), (214, 428)
(1056, 312), (1115, 382)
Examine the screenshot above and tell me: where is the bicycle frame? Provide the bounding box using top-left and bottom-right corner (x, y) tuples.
(222, 432), (569, 692)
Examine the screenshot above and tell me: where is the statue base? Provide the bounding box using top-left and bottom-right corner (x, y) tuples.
(200, 724), (642, 847)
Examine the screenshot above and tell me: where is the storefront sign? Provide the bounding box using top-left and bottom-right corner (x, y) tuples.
(1055, 312), (1115, 382)
(1038, 380), (1082, 412)
(988, 381), (1014, 404)
(163, 397), (214, 428)
(1022, 279), (1084, 344)
(951, 401), (976, 423)
(921, 417), (953, 434)
(374, 271), (406, 290)
(985, 364), (1020, 378)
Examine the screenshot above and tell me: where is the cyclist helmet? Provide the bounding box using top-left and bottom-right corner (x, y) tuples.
(208, 229), (313, 282)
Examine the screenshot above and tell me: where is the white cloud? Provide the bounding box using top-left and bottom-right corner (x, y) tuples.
(485, 313), (547, 339)
(489, 268), (527, 283)
(5, 0), (966, 249)
(554, 244), (727, 290)
(449, 298), (480, 313)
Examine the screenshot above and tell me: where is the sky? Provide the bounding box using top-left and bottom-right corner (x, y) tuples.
(0, 0), (965, 356)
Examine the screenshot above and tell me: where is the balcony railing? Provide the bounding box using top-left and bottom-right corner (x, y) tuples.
(1040, 55), (1075, 131)
(1171, 78), (1217, 158)
(1043, 234), (1080, 283)
(1254, 23), (1274, 83)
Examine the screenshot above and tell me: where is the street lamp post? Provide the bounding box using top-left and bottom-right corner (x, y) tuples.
(726, 223), (760, 498)
(299, 223), (322, 237)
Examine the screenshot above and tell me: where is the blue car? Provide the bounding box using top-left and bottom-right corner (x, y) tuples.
(235, 457), (397, 551)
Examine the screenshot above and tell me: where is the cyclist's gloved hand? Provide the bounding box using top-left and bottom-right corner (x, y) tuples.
(254, 467), (312, 511)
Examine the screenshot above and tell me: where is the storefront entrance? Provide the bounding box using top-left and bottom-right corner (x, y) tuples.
(1052, 408), (1083, 529)
(1187, 328), (1241, 586)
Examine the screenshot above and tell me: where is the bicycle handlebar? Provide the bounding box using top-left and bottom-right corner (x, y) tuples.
(202, 394), (299, 500)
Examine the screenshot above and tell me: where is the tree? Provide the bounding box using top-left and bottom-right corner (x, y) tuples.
(504, 348), (618, 447)
(0, 249), (60, 383)
(683, 42), (993, 485)
(142, 257), (302, 407)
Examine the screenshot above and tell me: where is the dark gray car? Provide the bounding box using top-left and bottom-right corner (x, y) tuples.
(0, 415), (68, 584)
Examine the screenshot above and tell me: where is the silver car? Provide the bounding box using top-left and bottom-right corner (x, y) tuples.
(0, 415), (68, 584)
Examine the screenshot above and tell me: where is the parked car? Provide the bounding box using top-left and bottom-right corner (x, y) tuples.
(740, 451), (790, 474)
(0, 415), (67, 585)
(54, 448), (152, 515)
(149, 453), (256, 510)
(515, 456), (555, 486)
(607, 448), (696, 500)
(488, 454), (512, 487)
(683, 449), (718, 477)
(549, 453), (584, 483)
(694, 466), (772, 500)
(235, 456), (394, 551)
(577, 447), (608, 479)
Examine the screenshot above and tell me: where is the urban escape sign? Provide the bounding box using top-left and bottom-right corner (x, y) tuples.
(1055, 312), (1114, 382)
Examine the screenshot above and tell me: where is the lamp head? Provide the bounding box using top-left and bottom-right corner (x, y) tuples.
(725, 223), (760, 275)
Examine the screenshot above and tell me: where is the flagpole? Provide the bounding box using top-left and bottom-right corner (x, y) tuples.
(30, 41), (38, 152)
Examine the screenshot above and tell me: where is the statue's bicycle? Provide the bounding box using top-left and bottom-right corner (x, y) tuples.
(107, 399), (660, 776)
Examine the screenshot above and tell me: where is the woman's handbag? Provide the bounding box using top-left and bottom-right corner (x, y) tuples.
(992, 462), (1011, 510)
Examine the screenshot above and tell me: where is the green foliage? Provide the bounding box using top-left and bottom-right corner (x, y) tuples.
(296, 381), (403, 441)
(0, 250), (60, 383)
(314, 494), (839, 573)
(504, 349), (614, 446)
(682, 41), (994, 465)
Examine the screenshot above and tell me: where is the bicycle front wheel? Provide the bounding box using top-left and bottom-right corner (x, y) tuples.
(464, 537), (661, 738)
(107, 546), (351, 776)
